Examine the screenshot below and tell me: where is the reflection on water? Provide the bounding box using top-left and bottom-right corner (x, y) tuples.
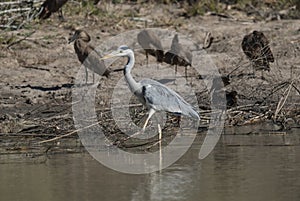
(131, 164), (200, 201)
(0, 144), (300, 201)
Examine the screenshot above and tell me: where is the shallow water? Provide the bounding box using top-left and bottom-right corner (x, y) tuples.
(1, 144), (299, 201)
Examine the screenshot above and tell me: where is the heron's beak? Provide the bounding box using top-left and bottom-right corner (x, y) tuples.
(99, 53), (116, 60)
(100, 51), (124, 72)
(100, 50), (121, 60)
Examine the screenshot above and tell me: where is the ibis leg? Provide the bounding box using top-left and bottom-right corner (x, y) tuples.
(85, 67), (88, 84)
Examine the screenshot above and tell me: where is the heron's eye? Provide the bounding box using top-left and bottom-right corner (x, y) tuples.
(120, 50), (123, 53)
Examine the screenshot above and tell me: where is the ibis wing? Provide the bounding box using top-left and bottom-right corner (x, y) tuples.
(83, 48), (111, 77)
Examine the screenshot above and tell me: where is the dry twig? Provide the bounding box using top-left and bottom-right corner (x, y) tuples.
(274, 81), (294, 119)
(6, 30), (35, 49)
(37, 121), (99, 144)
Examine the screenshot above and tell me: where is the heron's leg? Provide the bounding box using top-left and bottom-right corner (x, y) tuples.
(158, 123), (163, 172)
(142, 109), (156, 131)
(92, 72), (95, 84)
(158, 124), (162, 140)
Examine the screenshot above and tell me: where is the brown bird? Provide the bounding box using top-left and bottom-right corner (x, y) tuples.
(137, 30), (164, 65)
(226, 90), (238, 108)
(38, 0), (69, 20)
(241, 30), (274, 78)
(68, 30), (111, 84)
(164, 34), (192, 78)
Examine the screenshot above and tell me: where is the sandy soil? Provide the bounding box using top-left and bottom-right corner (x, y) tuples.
(0, 2), (299, 154)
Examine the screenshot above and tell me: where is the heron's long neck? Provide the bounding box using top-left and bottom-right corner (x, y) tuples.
(124, 52), (140, 93)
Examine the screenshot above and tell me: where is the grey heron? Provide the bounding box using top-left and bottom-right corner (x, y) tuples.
(38, 0), (69, 20)
(69, 30), (111, 84)
(241, 30), (274, 78)
(137, 30), (164, 65)
(101, 45), (199, 131)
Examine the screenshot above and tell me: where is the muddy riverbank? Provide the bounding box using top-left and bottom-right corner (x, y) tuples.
(0, 1), (299, 155)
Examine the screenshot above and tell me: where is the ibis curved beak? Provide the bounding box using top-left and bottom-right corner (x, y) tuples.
(68, 32), (79, 44)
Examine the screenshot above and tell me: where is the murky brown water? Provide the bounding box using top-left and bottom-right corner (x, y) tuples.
(1, 144), (299, 201)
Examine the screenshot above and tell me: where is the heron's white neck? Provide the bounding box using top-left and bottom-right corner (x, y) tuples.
(124, 51), (140, 93)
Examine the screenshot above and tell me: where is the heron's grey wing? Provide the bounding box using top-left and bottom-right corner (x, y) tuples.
(140, 79), (199, 119)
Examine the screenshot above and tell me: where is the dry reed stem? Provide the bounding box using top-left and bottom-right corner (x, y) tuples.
(37, 121), (100, 144)
(6, 30), (35, 48)
(274, 81), (294, 119)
